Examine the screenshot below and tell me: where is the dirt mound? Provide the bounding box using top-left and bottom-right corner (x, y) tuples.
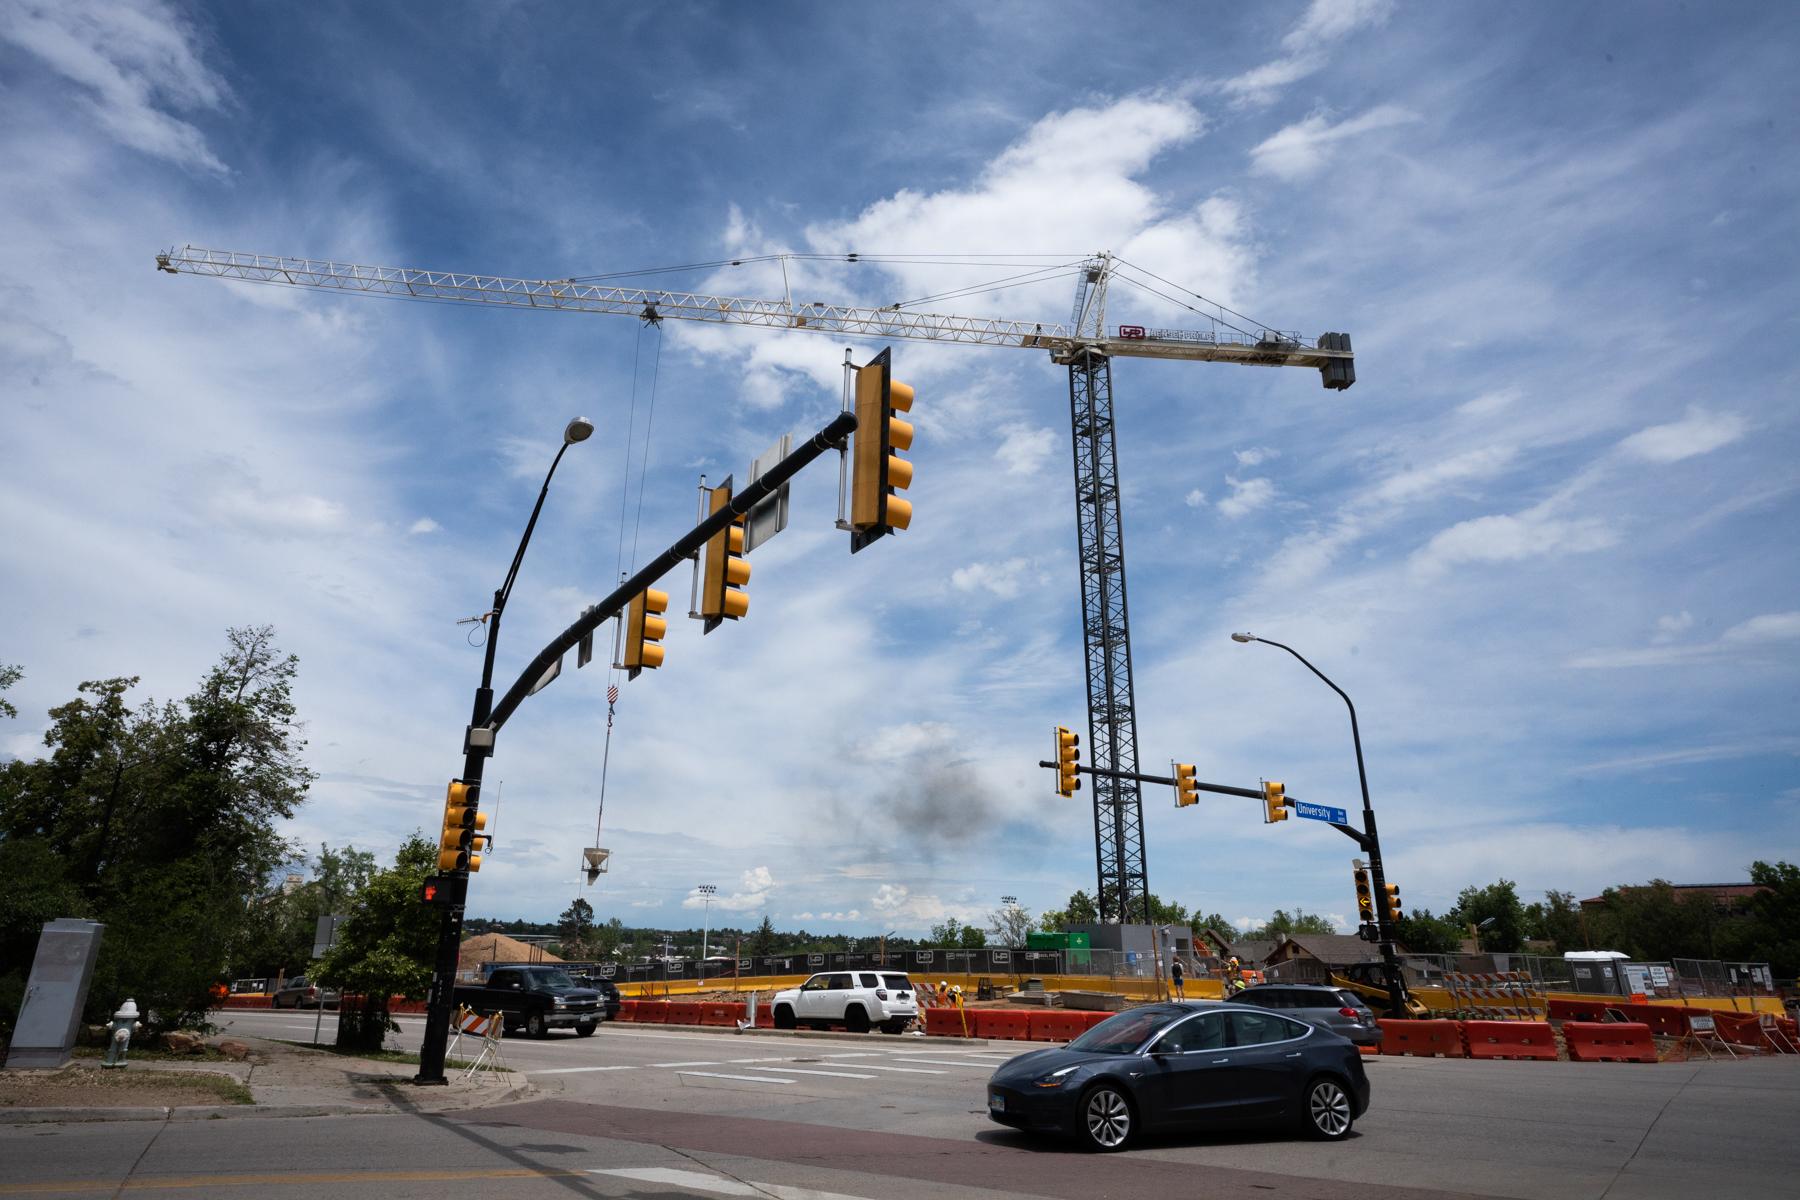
(458, 933), (563, 968)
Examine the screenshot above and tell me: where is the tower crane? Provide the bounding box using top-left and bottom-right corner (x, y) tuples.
(155, 245), (1354, 925)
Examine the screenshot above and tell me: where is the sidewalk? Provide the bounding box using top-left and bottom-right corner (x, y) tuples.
(0, 1034), (529, 1124)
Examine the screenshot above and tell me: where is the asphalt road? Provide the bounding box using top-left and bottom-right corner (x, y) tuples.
(3, 1011), (1794, 1199)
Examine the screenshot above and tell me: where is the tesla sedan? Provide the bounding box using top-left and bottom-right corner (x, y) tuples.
(986, 1002), (1370, 1151)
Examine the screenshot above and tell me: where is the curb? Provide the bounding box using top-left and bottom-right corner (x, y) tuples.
(0, 1075), (531, 1126)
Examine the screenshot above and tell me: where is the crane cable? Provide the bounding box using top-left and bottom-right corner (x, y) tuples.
(587, 319), (665, 885)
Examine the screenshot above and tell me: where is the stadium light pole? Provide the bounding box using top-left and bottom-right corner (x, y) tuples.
(415, 416), (594, 1086)
(1229, 632), (1408, 1017)
(696, 884), (717, 980)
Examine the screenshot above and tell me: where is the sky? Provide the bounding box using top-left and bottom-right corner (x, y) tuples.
(3, 0), (1797, 941)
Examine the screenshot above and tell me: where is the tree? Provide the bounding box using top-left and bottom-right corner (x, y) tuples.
(1449, 879), (1529, 952)
(314, 834), (438, 1051)
(1523, 889), (1585, 952)
(750, 915), (778, 956)
(1038, 889), (1098, 932)
(1393, 908), (1463, 955)
(0, 628), (314, 1033)
(958, 924), (987, 949)
(1244, 908), (1338, 939)
(1193, 912), (1233, 936)
(1741, 861), (1800, 978)
(0, 663), (20, 720)
(929, 917), (965, 946)
(987, 901), (1035, 948)
(558, 898), (596, 952)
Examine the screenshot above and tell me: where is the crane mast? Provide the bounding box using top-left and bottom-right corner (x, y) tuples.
(156, 244), (1354, 926)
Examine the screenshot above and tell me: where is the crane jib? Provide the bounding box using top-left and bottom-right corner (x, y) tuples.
(155, 247), (1353, 387)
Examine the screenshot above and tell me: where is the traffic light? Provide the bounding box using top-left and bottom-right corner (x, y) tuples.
(850, 347), (914, 553)
(1173, 763), (1198, 807)
(1262, 780), (1289, 823)
(1384, 882), (1402, 923)
(439, 780), (487, 873)
(699, 479), (750, 632)
(1354, 866), (1374, 922)
(623, 587), (668, 678)
(1054, 726), (1080, 796)
(420, 876), (448, 905)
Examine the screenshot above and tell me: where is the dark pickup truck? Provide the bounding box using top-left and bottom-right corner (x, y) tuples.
(453, 964), (605, 1038)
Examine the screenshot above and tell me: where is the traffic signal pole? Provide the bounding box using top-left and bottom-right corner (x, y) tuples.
(415, 408), (859, 1085)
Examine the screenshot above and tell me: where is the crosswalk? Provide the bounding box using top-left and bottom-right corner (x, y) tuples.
(526, 1045), (1018, 1089)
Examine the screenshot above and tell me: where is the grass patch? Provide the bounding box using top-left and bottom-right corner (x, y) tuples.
(271, 1039), (472, 1068)
(73, 1044), (235, 1063)
(0, 1067), (252, 1109)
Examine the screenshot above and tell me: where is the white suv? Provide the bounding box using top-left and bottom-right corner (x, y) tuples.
(771, 970), (918, 1034)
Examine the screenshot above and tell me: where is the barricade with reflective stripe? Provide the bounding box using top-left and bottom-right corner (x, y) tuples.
(1462, 1019), (1558, 1060)
(1562, 1020), (1658, 1062)
(1379, 1018), (1467, 1057)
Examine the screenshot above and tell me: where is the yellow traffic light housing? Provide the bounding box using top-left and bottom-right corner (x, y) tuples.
(1354, 866), (1374, 921)
(1384, 883), (1402, 922)
(439, 780), (488, 873)
(700, 479), (751, 632)
(1173, 763), (1198, 807)
(1054, 726), (1081, 796)
(850, 347), (914, 553)
(623, 587), (669, 678)
(1263, 780), (1289, 823)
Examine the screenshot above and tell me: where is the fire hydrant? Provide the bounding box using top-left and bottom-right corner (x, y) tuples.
(101, 999), (140, 1068)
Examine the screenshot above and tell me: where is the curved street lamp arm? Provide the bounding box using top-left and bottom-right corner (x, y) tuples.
(1249, 636), (1373, 817)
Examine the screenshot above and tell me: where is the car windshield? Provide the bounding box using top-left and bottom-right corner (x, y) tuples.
(524, 969), (576, 989)
(1066, 1008), (1172, 1054)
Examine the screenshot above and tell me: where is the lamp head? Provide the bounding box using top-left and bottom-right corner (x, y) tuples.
(1230, 632), (1256, 643)
(563, 417), (595, 445)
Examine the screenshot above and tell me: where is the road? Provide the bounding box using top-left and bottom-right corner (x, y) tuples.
(2, 1009), (1794, 1199)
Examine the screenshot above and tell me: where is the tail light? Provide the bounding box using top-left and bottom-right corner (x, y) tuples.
(876, 989), (889, 1000)
(1338, 1007), (1360, 1018)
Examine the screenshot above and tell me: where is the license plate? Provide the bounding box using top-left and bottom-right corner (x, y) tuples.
(988, 1093), (1005, 1113)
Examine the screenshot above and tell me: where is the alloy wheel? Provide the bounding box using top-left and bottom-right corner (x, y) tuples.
(1309, 1079), (1352, 1138)
(1084, 1087), (1132, 1150)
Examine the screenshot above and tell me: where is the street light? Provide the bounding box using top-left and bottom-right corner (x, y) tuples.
(1229, 631), (1407, 1017)
(696, 884), (717, 978)
(415, 417), (594, 1087)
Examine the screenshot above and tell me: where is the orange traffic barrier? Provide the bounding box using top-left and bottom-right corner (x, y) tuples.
(699, 1002), (744, 1027)
(1357, 1043), (1379, 1056)
(1379, 1018), (1467, 1058)
(664, 1002), (702, 1026)
(1616, 1004), (1688, 1037)
(923, 1006), (968, 1037)
(616, 1000), (640, 1023)
(1462, 1019), (1558, 1060)
(1027, 1011), (1088, 1042)
(1710, 1012), (1775, 1050)
(633, 1000), (668, 1024)
(1548, 998), (1611, 1022)
(972, 1010), (1032, 1041)
(1562, 1020), (1658, 1062)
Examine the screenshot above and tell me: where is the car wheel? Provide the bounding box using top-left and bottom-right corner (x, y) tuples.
(773, 1005), (796, 1030)
(1080, 1084), (1135, 1152)
(881, 1021), (906, 1035)
(526, 1012), (549, 1039)
(845, 1006), (871, 1033)
(1302, 1076), (1355, 1141)
(575, 1021), (597, 1037)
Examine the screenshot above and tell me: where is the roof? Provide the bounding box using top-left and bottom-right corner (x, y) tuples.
(1276, 934), (1387, 965)
(1579, 882), (1765, 907)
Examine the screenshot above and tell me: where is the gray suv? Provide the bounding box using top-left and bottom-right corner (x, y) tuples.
(1234, 983), (1381, 1046)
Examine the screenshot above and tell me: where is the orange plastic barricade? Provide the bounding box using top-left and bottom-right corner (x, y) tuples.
(1710, 1012), (1771, 1050)
(972, 1010), (1032, 1041)
(924, 1006), (969, 1037)
(615, 1000), (640, 1023)
(1548, 998), (1610, 1022)
(1562, 1021), (1658, 1062)
(699, 1002), (744, 1027)
(1617, 1004), (1687, 1037)
(664, 1002), (702, 1026)
(1078, 1011), (1114, 1031)
(1462, 1019), (1558, 1060)
(755, 1003), (775, 1029)
(1357, 1043), (1379, 1056)
(1379, 1019), (1467, 1057)
(633, 1001), (669, 1024)
(1027, 1011), (1087, 1043)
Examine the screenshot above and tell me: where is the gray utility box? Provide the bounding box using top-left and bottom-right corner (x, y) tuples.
(4, 918), (106, 1070)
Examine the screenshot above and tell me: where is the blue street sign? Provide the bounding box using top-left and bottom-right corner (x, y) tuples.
(1293, 800), (1348, 825)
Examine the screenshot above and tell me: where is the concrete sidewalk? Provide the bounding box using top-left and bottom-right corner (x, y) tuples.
(0, 1033), (528, 1124)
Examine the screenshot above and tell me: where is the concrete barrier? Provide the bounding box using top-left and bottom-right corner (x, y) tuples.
(1562, 1021), (1657, 1062)
(1463, 1019), (1558, 1060)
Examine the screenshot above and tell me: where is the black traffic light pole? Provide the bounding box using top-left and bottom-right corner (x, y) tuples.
(415, 408), (858, 1085)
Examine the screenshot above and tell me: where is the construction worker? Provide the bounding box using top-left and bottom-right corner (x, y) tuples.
(1227, 956), (1245, 996)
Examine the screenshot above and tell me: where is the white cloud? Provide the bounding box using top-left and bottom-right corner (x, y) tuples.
(950, 557), (1033, 599)
(1618, 408), (1747, 463)
(1250, 106), (1419, 182)
(209, 488), (347, 534)
(1568, 610), (1800, 669)
(1216, 476), (1275, 520)
(0, 0), (230, 174)
(1364, 446), (1516, 507)
(994, 424), (1056, 476)
(1219, 0), (1395, 105)
(407, 517), (441, 535)
(1234, 446), (1278, 467)
(1184, 488), (1208, 508)
(1411, 511), (1616, 577)
(1651, 611), (1694, 643)
(685, 866), (775, 912)
(866, 883), (986, 926)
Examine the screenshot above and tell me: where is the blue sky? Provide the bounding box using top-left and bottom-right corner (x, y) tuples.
(3, 0), (1797, 938)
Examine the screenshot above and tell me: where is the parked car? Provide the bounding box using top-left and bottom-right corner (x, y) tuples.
(455, 965), (604, 1037)
(770, 970), (919, 1034)
(569, 973), (623, 1021)
(1234, 983), (1382, 1046)
(272, 976), (339, 1009)
(986, 1002), (1370, 1151)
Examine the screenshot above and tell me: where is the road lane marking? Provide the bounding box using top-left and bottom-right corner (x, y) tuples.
(816, 1052), (879, 1058)
(761, 1067), (878, 1079)
(650, 1060), (722, 1067)
(676, 1071), (795, 1084)
(588, 1168), (759, 1195)
(528, 1065), (639, 1075)
(879, 1058), (990, 1068)
(727, 1056), (799, 1062)
(847, 1063), (944, 1074)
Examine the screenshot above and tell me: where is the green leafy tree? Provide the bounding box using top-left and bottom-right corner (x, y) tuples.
(1741, 861), (1800, 977)
(1393, 908), (1463, 955)
(750, 915), (778, 956)
(0, 663), (21, 720)
(558, 897), (596, 954)
(1450, 879), (1529, 952)
(0, 627), (313, 1032)
(958, 923), (987, 949)
(0, 837), (86, 1035)
(1245, 908), (1338, 939)
(929, 917), (965, 946)
(1523, 889), (1586, 952)
(986, 901), (1035, 948)
(314, 834), (438, 1050)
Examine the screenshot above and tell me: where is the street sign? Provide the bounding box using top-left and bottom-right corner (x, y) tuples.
(1293, 800), (1348, 825)
(744, 433), (792, 552)
(312, 913), (344, 959)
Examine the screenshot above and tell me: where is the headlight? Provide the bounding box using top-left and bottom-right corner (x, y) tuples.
(1031, 1065), (1082, 1089)
(553, 996), (569, 1006)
